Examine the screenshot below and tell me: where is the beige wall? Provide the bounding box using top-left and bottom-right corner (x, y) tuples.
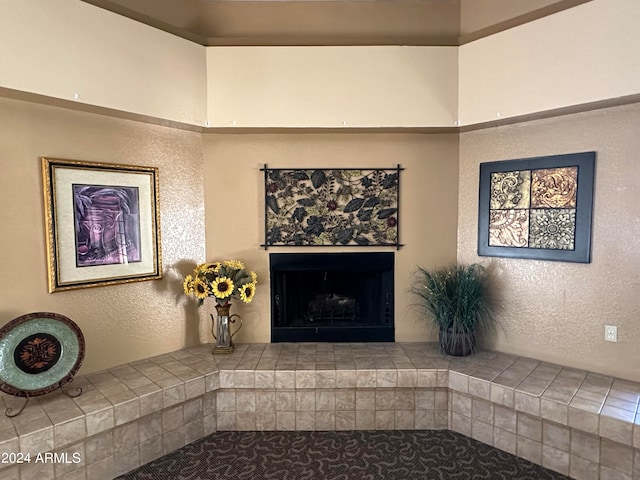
(0, 97), (206, 374)
(459, 0), (640, 125)
(458, 103), (640, 382)
(202, 133), (459, 343)
(0, 0), (207, 125)
(206, 47), (458, 128)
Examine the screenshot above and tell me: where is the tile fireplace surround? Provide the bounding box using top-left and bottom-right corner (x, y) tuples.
(0, 343), (638, 480)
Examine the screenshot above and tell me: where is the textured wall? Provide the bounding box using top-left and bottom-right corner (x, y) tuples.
(458, 103), (640, 382)
(202, 133), (460, 344)
(0, 97), (205, 374)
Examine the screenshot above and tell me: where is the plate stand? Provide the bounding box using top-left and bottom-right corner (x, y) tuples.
(5, 374), (83, 417)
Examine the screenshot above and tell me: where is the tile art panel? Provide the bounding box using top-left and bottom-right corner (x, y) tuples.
(490, 171), (531, 210)
(531, 167), (578, 209)
(489, 210), (530, 247)
(529, 209), (576, 250)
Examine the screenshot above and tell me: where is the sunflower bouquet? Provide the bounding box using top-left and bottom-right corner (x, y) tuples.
(183, 260), (257, 306)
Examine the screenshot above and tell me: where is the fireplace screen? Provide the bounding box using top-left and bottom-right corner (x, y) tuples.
(270, 252), (394, 342)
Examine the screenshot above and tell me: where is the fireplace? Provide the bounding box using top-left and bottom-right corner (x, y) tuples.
(270, 252), (394, 342)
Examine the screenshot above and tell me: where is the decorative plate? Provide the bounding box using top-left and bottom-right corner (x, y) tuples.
(0, 312), (85, 397)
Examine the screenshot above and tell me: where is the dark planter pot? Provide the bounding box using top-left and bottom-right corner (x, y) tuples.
(439, 328), (476, 356)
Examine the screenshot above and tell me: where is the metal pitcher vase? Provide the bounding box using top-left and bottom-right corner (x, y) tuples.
(211, 303), (242, 354)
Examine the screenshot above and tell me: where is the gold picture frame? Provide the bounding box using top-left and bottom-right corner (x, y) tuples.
(42, 158), (162, 292)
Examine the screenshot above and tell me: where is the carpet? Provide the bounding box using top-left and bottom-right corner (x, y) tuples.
(117, 430), (571, 480)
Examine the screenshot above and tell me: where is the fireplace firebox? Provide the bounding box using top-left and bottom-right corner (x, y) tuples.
(270, 252), (394, 342)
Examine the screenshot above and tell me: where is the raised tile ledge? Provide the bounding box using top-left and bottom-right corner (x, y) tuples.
(0, 342), (638, 479)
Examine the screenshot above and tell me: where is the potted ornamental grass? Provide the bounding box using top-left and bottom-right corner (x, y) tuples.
(411, 263), (498, 356)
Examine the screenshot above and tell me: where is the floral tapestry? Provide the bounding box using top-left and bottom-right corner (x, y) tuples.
(263, 167), (402, 248)
(478, 152), (595, 263)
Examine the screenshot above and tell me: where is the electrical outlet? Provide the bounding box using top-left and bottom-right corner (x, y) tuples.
(605, 325), (618, 342)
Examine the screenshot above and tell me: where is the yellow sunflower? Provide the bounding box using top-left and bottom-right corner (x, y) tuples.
(223, 260), (245, 270)
(249, 271), (258, 284)
(183, 275), (194, 295)
(193, 278), (210, 299)
(212, 277), (234, 299)
(239, 282), (256, 303)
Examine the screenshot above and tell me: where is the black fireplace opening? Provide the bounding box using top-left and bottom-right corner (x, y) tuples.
(270, 252), (394, 342)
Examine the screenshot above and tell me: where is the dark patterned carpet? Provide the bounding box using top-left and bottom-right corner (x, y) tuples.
(118, 430), (570, 480)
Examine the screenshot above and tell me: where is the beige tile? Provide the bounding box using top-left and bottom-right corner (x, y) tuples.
(85, 407), (114, 437)
(335, 390), (356, 411)
(356, 370), (376, 388)
(452, 393), (472, 417)
(316, 411), (336, 431)
(19, 425), (54, 455)
(162, 425), (186, 454)
(85, 431), (114, 464)
(184, 397), (203, 423)
(542, 421), (570, 452)
(518, 413), (542, 442)
(54, 442), (86, 477)
(472, 398), (493, 424)
(375, 411), (395, 430)
(437, 370), (449, 388)
(468, 377), (491, 400)
(296, 371), (316, 389)
(517, 436), (542, 465)
(256, 391), (276, 413)
(0, 465), (19, 480)
(355, 411), (375, 430)
(316, 371), (336, 389)
(599, 465), (632, 480)
(256, 411), (276, 431)
(540, 398), (568, 425)
(542, 444), (570, 476)
(275, 371), (295, 389)
(276, 391), (295, 411)
(451, 413), (471, 437)
(137, 389), (163, 417)
(219, 371), (234, 389)
(296, 391), (315, 411)
(435, 390), (449, 410)
(162, 405), (184, 432)
(335, 371), (357, 388)
(493, 428), (516, 455)
(54, 416), (86, 449)
(113, 448), (140, 478)
(356, 391), (375, 411)
(635, 424), (640, 449)
(217, 411), (236, 431)
(449, 371), (469, 393)
(472, 420), (494, 446)
(236, 412), (256, 431)
(601, 414), (634, 446)
(397, 370), (417, 388)
(415, 410), (435, 429)
(376, 391), (395, 410)
(490, 384), (514, 408)
(493, 405), (517, 433)
(206, 372), (220, 392)
(568, 407), (600, 434)
(295, 411), (315, 430)
(395, 411), (415, 430)
(19, 460), (55, 480)
(570, 454), (599, 480)
(162, 385), (186, 409)
(335, 411), (356, 431)
(139, 412), (162, 443)
(236, 391), (257, 413)
(113, 397), (140, 426)
(417, 370), (438, 388)
(376, 369), (397, 388)
(415, 390), (435, 410)
(434, 410), (449, 429)
(395, 390), (415, 410)
(203, 414), (217, 435)
(600, 439), (634, 475)
(184, 377), (206, 399)
(571, 430), (601, 463)
(514, 391), (541, 416)
(216, 391), (236, 412)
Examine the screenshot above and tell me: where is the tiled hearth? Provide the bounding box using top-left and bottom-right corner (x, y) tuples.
(0, 343), (639, 480)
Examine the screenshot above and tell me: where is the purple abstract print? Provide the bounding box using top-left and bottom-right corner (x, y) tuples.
(73, 185), (141, 267)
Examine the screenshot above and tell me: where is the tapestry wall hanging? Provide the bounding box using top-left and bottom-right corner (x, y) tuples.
(262, 166), (402, 248)
(478, 151), (595, 263)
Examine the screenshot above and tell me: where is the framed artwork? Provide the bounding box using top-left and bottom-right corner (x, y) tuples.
(42, 158), (162, 292)
(478, 151), (595, 263)
(262, 166), (402, 248)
